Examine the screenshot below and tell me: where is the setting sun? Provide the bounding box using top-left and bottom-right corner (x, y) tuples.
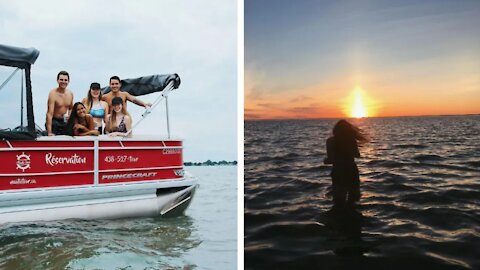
(352, 88), (367, 118)
(341, 86), (379, 119)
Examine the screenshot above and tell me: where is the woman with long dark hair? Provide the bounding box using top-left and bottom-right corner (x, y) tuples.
(65, 102), (100, 136)
(324, 119), (368, 212)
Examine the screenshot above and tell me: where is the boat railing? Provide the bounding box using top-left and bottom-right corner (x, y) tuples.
(125, 81), (175, 139)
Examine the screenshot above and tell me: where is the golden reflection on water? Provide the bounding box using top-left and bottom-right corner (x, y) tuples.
(426, 252), (471, 269)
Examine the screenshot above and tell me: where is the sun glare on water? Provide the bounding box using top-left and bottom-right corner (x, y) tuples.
(351, 87), (368, 118)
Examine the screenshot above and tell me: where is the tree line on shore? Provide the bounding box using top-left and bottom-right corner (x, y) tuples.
(184, 160), (237, 166)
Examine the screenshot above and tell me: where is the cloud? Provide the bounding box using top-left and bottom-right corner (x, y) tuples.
(289, 95), (311, 103)
(244, 113), (262, 120)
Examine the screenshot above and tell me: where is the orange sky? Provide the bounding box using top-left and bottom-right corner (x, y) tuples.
(245, 52), (480, 119)
(245, 87), (480, 120)
(245, 1), (480, 120)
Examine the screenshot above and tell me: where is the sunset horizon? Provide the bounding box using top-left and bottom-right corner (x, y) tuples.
(245, 112), (480, 121)
(245, 1), (480, 121)
(245, 83), (480, 120)
(246, 1), (480, 269)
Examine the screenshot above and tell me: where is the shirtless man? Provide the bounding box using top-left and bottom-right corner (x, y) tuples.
(46, 71), (74, 136)
(102, 76), (151, 114)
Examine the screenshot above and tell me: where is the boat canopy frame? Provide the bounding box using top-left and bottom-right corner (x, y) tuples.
(101, 74), (181, 139)
(0, 44), (40, 138)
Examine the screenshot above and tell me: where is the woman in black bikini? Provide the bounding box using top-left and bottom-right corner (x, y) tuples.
(105, 97), (132, 137)
(324, 120), (368, 212)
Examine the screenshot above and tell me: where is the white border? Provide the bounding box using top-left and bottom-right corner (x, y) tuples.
(237, 0), (245, 269)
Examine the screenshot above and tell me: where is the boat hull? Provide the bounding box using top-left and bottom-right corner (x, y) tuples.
(0, 184), (197, 224)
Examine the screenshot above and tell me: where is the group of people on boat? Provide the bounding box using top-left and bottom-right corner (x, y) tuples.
(45, 71), (151, 137)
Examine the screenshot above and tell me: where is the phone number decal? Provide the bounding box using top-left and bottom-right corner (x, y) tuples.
(104, 155), (139, 163)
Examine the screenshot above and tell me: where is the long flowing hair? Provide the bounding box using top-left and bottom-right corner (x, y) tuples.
(85, 88), (103, 113)
(66, 102), (86, 136)
(332, 119), (368, 145)
(107, 103), (131, 132)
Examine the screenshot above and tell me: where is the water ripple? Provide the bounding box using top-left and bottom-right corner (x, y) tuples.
(245, 116), (480, 269)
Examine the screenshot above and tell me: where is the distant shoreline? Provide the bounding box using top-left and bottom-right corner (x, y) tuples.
(245, 113), (480, 121)
(184, 161), (237, 166)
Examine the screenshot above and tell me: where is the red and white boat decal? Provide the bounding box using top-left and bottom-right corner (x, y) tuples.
(0, 140), (183, 190)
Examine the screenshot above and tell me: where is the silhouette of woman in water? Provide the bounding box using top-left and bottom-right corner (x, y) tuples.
(324, 120), (368, 212)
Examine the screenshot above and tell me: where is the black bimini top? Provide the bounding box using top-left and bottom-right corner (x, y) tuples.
(0, 44), (40, 140)
(0, 44), (40, 69)
(102, 74), (181, 96)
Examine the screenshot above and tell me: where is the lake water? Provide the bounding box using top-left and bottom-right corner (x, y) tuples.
(0, 166), (237, 270)
(245, 116), (480, 270)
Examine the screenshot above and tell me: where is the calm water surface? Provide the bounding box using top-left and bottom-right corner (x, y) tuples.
(245, 116), (480, 270)
(0, 166), (237, 270)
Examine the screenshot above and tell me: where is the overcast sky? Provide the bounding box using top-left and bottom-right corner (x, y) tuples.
(245, 0), (480, 119)
(0, 0), (237, 162)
